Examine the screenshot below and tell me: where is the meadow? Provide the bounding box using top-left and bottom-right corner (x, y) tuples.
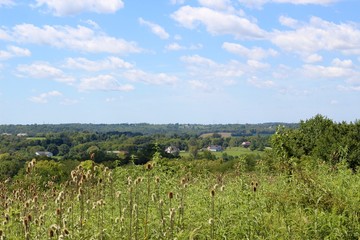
(1, 155), (359, 240)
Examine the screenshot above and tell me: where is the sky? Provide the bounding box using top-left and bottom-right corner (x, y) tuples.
(0, 0), (359, 124)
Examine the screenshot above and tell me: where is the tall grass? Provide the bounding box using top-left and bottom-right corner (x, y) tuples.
(0, 158), (359, 239)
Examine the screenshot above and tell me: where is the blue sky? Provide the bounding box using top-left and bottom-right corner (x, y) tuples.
(0, 0), (359, 124)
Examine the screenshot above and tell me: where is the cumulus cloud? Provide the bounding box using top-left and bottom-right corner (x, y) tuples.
(5, 24), (140, 54)
(16, 62), (75, 83)
(34, 0), (124, 16)
(247, 76), (275, 88)
(198, 0), (233, 11)
(64, 57), (133, 71)
(0, 45), (31, 60)
(303, 53), (323, 63)
(238, 0), (338, 8)
(181, 55), (243, 90)
(29, 91), (62, 103)
(279, 16), (299, 28)
(222, 42), (277, 60)
(170, 0), (186, 4)
(303, 58), (355, 79)
(122, 69), (178, 85)
(139, 18), (170, 39)
(165, 42), (202, 51)
(271, 17), (360, 56)
(171, 6), (265, 39)
(78, 74), (134, 91)
(0, 0), (14, 7)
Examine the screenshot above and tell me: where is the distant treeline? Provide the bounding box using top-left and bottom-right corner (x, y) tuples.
(0, 122), (298, 136)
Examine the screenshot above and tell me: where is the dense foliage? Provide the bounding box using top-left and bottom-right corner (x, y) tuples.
(272, 114), (360, 171)
(0, 115), (359, 239)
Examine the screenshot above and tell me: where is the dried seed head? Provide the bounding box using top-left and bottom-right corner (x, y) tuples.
(56, 208), (61, 216)
(23, 218), (28, 229)
(116, 191), (121, 198)
(48, 229), (54, 238)
(155, 176), (160, 183)
(168, 192), (173, 199)
(151, 193), (156, 202)
(27, 214), (32, 222)
(33, 195), (38, 204)
(181, 177), (186, 185)
(78, 187), (83, 195)
(211, 189), (215, 197)
(63, 228), (69, 236)
(146, 163), (153, 170)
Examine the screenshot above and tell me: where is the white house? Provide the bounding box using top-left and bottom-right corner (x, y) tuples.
(207, 145), (223, 152)
(35, 151), (53, 158)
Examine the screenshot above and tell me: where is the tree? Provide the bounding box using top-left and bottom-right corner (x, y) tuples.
(58, 144), (70, 156)
(46, 144), (59, 156)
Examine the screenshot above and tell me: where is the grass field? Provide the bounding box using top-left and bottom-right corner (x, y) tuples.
(179, 146), (263, 158)
(199, 132), (232, 138)
(1, 158), (358, 239)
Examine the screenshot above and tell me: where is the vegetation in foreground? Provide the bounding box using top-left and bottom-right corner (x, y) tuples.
(0, 115), (359, 239)
(0, 155), (359, 239)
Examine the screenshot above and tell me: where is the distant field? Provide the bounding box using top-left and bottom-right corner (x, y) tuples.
(199, 132), (232, 138)
(180, 146), (263, 158)
(26, 137), (46, 140)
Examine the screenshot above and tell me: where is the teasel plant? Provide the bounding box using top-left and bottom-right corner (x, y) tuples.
(176, 177), (185, 232)
(210, 187), (216, 240)
(144, 162), (153, 239)
(127, 176), (134, 240)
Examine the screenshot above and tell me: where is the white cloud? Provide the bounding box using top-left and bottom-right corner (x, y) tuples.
(78, 74), (134, 92)
(337, 85), (360, 92)
(7, 24), (141, 54)
(139, 18), (170, 40)
(188, 80), (212, 91)
(271, 17), (360, 56)
(83, 19), (100, 29)
(222, 42), (277, 60)
(332, 58), (353, 68)
(170, 0), (186, 4)
(181, 55), (243, 89)
(171, 6), (265, 39)
(247, 59), (269, 69)
(279, 16), (299, 28)
(16, 62), (75, 83)
(303, 53), (323, 63)
(165, 42), (203, 51)
(247, 76), (275, 88)
(238, 0), (338, 8)
(198, 0), (233, 11)
(166, 43), (186, 51)
(64, 57), (133, 71)
(303, 59), (355, 79)
(60, 98), (79, 105)
(0, 45), (31, 60)
(123, 70), (178, 85)
(0, 0), (14, 7)
(30, 90), (62, 103)
(34, 0), (124, 16)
